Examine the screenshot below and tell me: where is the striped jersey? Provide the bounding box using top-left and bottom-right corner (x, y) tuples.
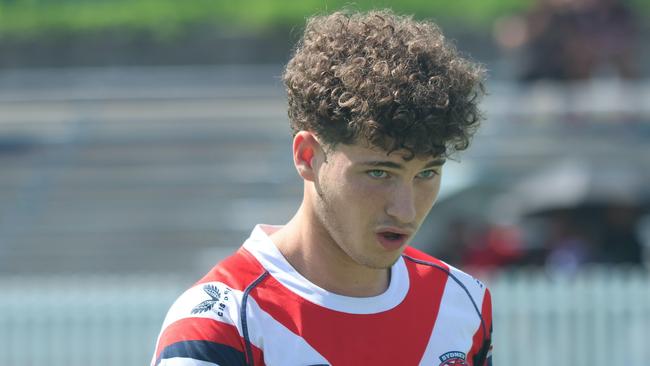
(151, 224), (493, 366)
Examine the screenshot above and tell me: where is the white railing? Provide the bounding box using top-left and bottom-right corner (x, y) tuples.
(491, 268), (650, 366)
(0, 275), (188, 366)
(1, 269), (648, 366)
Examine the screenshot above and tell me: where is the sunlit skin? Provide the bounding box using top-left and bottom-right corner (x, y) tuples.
(269, 131), (444, 297)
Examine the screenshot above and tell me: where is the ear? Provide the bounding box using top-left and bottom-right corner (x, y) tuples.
(292, 131), (322, 182)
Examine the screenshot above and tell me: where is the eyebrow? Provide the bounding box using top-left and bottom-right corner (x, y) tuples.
(360, 158), (446, 170)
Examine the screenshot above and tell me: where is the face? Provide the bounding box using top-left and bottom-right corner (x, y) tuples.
(311, 141), (444, 269)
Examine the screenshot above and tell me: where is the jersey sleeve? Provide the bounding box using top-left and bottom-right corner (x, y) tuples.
(468, 287), (493, 366)
(150, 281), (262, 366)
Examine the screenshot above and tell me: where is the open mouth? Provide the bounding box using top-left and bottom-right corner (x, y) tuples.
(376, 230), (409, 249)
(379, 232), (405, 241)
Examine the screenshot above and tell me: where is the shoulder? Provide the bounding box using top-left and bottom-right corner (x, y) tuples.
(159, 247), (268, 336)
(402, 246), (492, 333)
(151, 248), (267, 366)
(196, 247), (267, 290)
(402, 246), (489, 297)
(402, 247), (493, 364)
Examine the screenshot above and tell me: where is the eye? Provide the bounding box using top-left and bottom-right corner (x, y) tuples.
(367, 169), (389, 179)
(416, 169), (439, 180)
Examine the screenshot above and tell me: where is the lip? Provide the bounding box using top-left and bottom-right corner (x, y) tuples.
(375, 227), (412, 251)
(376, 227), (413, 236)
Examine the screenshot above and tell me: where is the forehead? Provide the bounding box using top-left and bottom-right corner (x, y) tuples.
(332, 142), (442, 165)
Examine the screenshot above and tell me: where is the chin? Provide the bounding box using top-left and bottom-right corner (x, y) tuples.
(358, 254), (402, 270)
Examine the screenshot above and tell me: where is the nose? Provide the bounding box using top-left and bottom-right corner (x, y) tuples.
(385, 182), (417, 224)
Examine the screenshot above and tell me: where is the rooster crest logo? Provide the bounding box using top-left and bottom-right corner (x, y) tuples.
(191, 285), (222, 314)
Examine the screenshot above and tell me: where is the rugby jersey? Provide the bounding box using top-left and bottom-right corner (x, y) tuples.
(151, 224), (493, 366)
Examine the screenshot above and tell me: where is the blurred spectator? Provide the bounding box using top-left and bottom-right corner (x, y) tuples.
(543, 214), (594, 274)
(494, 0), (639, 81)
(534, 203), (645, 272)
(461, 224), (524, 274)
(435, 219), (524, 275)
(435, 202), (646, 275)
(596, 203), (644, 265)
(435, 218), (474, 267)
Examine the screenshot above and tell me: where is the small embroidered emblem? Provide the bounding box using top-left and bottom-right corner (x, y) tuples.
(191, 285), (222, 314)
(439, 351), (468, 366)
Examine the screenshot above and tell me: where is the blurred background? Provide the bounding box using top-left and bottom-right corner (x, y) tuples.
(0, 0), (649, 365)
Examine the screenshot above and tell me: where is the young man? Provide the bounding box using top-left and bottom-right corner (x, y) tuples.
(151, 9), (492, 366)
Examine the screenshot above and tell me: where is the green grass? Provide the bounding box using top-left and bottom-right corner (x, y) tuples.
(0, 0), (647, 39)
(0, 0), (533, 38)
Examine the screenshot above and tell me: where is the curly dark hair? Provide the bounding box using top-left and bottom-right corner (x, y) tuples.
(283, 9), (485, 158)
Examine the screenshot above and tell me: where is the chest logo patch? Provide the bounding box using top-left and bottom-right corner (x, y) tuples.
(439, 351), (468, 366)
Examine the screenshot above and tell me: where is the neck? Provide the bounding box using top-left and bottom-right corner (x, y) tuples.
(270, 202), (390, 297)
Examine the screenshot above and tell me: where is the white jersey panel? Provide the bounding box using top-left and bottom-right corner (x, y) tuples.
(244, 288), (331, 366)
(155, 280), (330, 366)
(158, 358), (220, 366)
(418, 265), (487, 365)
(159, 281), (241, 331)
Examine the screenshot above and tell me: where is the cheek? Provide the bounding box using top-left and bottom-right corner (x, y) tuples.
(416, 181), (441, 216)
(331, 177), (385, 225)
(431, 177), (442, 203)
(347, 178), (388, 206)
(335, 171), (375, 198)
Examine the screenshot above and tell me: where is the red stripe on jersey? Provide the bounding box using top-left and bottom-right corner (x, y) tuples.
(154, 317), (263, 364)
(250, 257), (449, 366)
(195, 248), (267, 291)
(467, 288), (492, 366)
